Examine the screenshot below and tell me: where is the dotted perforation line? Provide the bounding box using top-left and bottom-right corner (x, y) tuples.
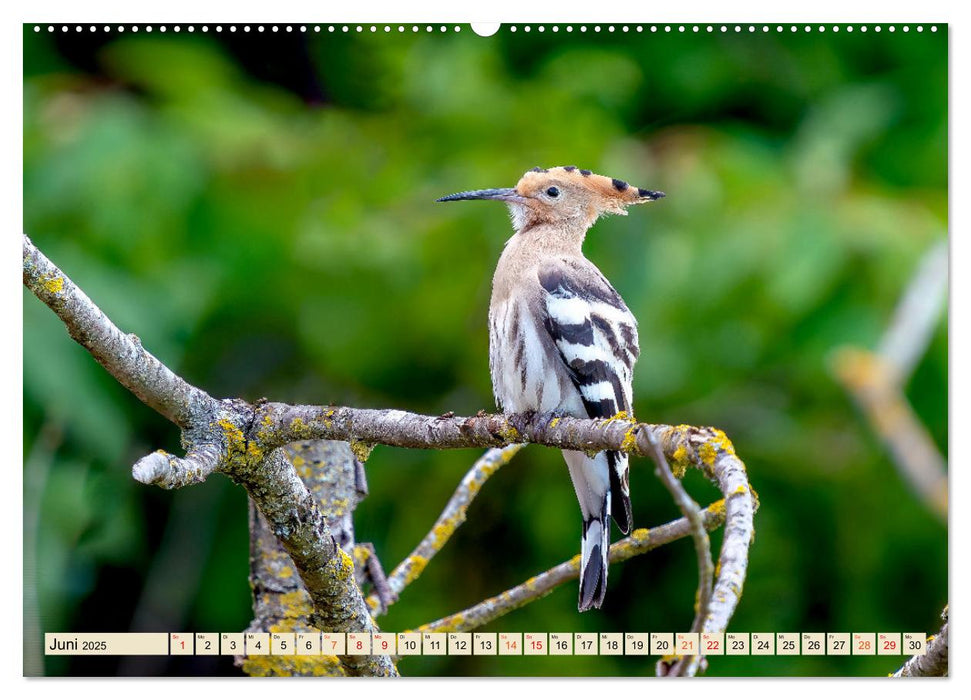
(32, 24), (940, 35)
(505, 24), (938, 34)
(32, 24), (466, 34)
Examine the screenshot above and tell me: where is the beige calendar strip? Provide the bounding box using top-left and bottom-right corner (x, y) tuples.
(45, 633), (169, 655)
(44, 632), (929, 656)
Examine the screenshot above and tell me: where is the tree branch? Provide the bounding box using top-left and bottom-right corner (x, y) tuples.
(411, 499), (732, 634)
(22, 234), (217, 429)
(241, 441), (372, 677)
(893, 606), (948, 677)
(641, 424), (714, 677)
(248, 404), (757, 667)
(833, 349), (947, 518)
(23, 234), (396, 677)
(243, 499), (346, 677)
(24, 234), (756, 676)
(231, 447), (399, 676)
(876, 240), (947, 382)
(367, 444), (524, 615)
(403, 429), (757, 677)
(832, 240), (947, 520)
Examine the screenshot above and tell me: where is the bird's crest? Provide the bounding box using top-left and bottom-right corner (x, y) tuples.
(516, 165), (664, 216)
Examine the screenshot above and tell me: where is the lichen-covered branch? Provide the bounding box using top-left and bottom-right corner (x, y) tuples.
(243, 500), (346, 677)
(24, 234), (756, 678)
(224, 447), (399, 677)
(367, 445), (524, 614)
(242, 441), (372, 677)
(249, 406), (757, 662)
(688, 430), (756, 639)
(659, 425), (755, 677)
(892, 606), (948, 677)
(407, 427), (756, 675)
(245, 401), (730, 462)
(132, 445), (223, 489)
(22, 234), (217, 429)
(411, 499), (732, 634)
(640, 426), (713, 677)
(23, 235), (396, 677)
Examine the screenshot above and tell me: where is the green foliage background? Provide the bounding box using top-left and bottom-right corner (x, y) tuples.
(23, 24), (947, 677)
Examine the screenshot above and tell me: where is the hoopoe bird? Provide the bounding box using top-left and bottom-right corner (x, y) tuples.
(438, 166), (664, 610)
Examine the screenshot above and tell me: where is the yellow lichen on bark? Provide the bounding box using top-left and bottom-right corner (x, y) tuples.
(218, 416), (265, 463)
(246, 442), (264, 462)
(44, 276), (64, 293)
(217, 418), (247, 457)
(275, 590), (315, 623)
(403, 555), (429, 584)
(620, 425), (639, 454)
(414, 611), (466, 633)
(706, 498), (726, 519)
(289, 416), (310, 439)
(498, 423), (521, 443)
(322, 496), (350, 519)
(349, 439), (374, 463)
(709, 429), (736, 455)
(332, 547), (356, 582)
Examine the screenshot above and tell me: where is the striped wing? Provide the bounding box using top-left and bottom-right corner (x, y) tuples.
(538, 259), (639, 417)
(538, 258), (639, 533)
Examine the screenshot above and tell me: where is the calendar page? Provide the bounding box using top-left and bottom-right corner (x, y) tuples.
(21, 11), (948, 681)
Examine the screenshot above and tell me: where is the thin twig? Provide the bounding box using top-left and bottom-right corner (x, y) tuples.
(832, 240), (947, 520)
(367, 444), (524, 615)
(406, 424), (756, 676)
(356, 543), (396, 614)
(641, 424), (713, 678)
(411, 499), (732, 634)
(833, 349), (947, 518)
(877, 240), (947, 382)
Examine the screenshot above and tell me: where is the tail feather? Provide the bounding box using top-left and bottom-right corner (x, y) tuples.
(607, 451), (632, 534)
(564, 449), (617, 611)
(578, 492), (611, 611)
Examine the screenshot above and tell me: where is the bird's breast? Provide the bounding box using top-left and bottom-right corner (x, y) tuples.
(488, 297), (582, 415)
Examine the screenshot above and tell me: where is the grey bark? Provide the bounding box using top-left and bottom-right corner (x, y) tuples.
(23, 233), (757, 678)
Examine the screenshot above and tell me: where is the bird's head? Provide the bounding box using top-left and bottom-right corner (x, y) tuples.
(437, 166), (664, 232)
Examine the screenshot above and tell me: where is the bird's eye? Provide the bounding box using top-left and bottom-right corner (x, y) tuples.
(546, 187), (560, 198)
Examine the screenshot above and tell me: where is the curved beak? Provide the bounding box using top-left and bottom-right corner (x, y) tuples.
(436, 187), (527, 204)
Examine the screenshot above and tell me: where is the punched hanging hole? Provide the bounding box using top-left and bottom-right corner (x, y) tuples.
(471, 23), (501, 37)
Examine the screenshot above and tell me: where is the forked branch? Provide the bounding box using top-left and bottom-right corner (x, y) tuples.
(24, 233), (756, 677)
(412, 498), (735, 634)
